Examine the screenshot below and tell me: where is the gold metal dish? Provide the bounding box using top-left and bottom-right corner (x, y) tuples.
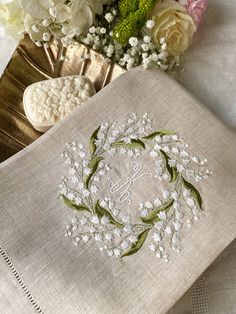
(0, 35), (126, 162)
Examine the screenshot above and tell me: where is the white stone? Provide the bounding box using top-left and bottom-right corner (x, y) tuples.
(23, 75), (96, 132)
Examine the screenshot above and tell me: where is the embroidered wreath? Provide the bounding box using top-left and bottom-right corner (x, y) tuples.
(60, 113), (212, 260)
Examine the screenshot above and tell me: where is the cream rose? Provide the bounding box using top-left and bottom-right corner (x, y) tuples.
(150, 0), (197, 56)
(0, 0), (25, 40)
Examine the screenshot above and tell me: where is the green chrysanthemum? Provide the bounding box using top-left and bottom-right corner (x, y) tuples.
(118, 0), (139, 18)
(113, 0), (157, 45)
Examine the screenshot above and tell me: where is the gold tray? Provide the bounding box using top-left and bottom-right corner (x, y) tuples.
(0, 35), (126, 162)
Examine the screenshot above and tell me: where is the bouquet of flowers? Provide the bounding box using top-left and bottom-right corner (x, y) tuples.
(0, 0), (207, 71)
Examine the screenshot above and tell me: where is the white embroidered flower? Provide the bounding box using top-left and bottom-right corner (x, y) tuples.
(67, 192), (75, 200)
(83, 189), (90, 197)
(113, 248), (121, 257)
(71, 176), (79, 184)
(101, 215), (110, 225)
(91, 215), (100, 225)
(154, 198), (162, 207)
(165, 226), (172, 234)
(77, 182), (84, 190)
(150, 150), (158, 158)
(145, 201), (153, 209)
(107, 250), (113, 257)
(153, 233), (161, 243)
(157, 211), (167, 221)
(75, 197), (82, 205)
(113, 228), (122, 237)
(90, 185), (98, 194)
(94, 234), (102, 242)
(89, 226), (96, 233)
(149, 243), (156, 252)
(186, 197), (195, 207)
(162, 173), (169, 180)
(82, 235), (90, 242)
(105, 233), (113, 242)
(124, 224), (132, 233)
(168, 159), (176, 167)
(183, 188), (191, 197)
(60, 187), (67, 195)
(175, 210), (184, 220)
(177, 163), (185, 173)
(162, 189), (171, 199)
(140, 209), (148, 217)
(192, 156), (199, 163)
(128, 234), (138, 243)
(79, 151), (86, 158)
(173, 221), (182, 232)
(154, 221), (163, 230)
(171, 191), (179, 200)
(121, 216), (131, 224)
(156, 251), (161, 258)
(121, 240), (129, 250)
(80, 217), (88, 225)
(180, 150), (189, 158)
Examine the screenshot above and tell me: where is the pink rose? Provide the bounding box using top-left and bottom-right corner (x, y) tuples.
(185, 0), (208, 26)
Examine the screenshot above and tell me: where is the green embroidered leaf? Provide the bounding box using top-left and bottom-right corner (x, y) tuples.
(182, 177), (203, 210)
(94, 201), (124, 228)
(62, 195), (91, 213)
(84, 156), (104, 188)
(112, 139), (145, 150)
(160, 150), (178, 182)
(140, 198), (174, 224)
(121, 228), (151, 258)
(90, 126), (101, 156)
(142, 130), (176, 140)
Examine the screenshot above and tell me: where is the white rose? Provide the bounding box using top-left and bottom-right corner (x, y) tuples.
(0, 0), (25, 39)
(69, 0), (93, 35)
(70, 0), (109, 35)
(19, 0), (53, 19)
(149, 0), (196, 56)
(49, 3), (71, 23)
(23, 13), (47, 41)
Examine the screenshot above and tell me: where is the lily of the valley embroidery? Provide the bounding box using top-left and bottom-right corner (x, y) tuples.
(59, 113), (212, 261)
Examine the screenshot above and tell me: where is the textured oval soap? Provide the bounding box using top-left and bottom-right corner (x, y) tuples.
(23, 75), (96, 132)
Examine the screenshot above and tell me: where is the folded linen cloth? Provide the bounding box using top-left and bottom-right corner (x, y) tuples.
(0, 67), (235, 314)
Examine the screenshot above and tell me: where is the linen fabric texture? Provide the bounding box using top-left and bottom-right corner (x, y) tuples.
(0, 68), (236, 314)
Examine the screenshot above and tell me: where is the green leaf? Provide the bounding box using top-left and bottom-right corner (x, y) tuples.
(112, 138), (145, 150)
(62, 195), (91, 213)
(142, 130), (176, 140)
(84, 156), (104, 189)
(94, 201), (124, 228)
(182, 177), (203, 210)
(121, 228), (151, 258)
(140, 199), (174, 224)
(90, 126), (101, 156)
(160, 150), (178, 182)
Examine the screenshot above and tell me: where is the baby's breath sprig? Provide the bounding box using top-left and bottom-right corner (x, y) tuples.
(79, 1), (179, 72)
